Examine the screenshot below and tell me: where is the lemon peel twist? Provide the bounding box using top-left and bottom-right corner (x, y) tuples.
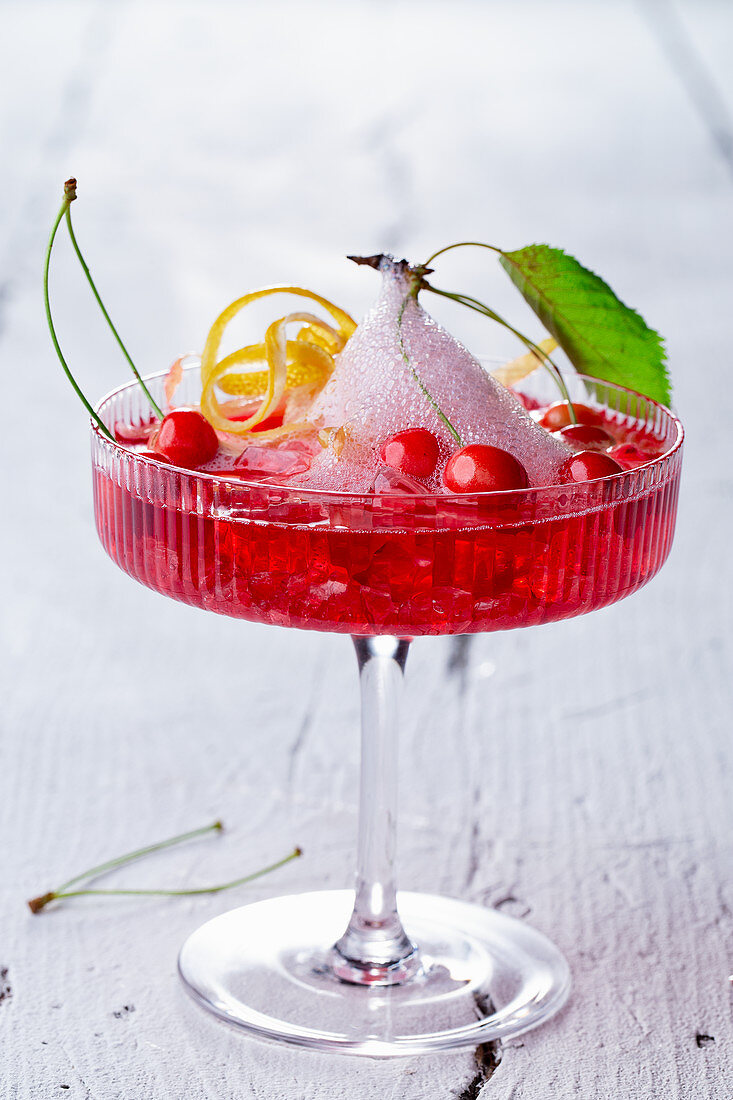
(200, 287), (356, 441)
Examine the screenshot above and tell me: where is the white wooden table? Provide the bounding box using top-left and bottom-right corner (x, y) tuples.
(2, 1), (732, 1095)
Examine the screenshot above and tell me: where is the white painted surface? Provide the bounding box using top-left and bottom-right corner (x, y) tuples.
(1, 1), (731, 1095)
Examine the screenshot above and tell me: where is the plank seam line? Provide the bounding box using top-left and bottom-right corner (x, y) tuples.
(637, 0), (733, 181)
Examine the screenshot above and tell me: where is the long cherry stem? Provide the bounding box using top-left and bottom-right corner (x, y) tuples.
(34, 849), (301, 910)
(64, 203), (164, 418)
(28, 818), (301, 913)
(44, 181), (114, 439)
(55, 821), (224, 893)
(422, 240), (503, 267)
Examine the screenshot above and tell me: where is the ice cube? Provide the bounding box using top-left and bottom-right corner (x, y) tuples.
(234, 445), (311, 478)
(371, 466), (428, 495)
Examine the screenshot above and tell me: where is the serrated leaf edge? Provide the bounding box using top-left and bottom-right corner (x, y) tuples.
(500, 245), (671, 405)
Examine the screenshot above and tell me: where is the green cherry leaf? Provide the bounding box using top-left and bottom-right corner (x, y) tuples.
(499, 245), (671, 406)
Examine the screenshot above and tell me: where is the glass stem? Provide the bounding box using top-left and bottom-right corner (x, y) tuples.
(331, 636), (420, 986)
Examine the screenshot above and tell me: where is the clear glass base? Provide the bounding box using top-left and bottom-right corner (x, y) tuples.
(178, 890), (570, 1056)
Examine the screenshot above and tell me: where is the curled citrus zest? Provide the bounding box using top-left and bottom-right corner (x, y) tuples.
(215, 339), (333, 397)
(199, 286), (355, 440)
(491, 337), (558, 388)
(296, 320), (343, 355)
(201, 286), (355, 383)
(201, 312), (327, 433)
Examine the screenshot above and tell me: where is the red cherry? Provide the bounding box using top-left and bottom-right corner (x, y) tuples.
(539, 402), (603, 431)
(152, 408), (218, 468)
(380, 429), (440, 479)
(444, 444), (529, 493)
(559, 450), (623, 483)
(555, 424), (616, 452)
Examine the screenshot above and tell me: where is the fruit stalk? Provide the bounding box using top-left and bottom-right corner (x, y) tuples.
(28, 817), (302, 914)
(28, 820), (223, 911)
(422, 240), (504, 266)
(44, 179), (115, 440)
(64, 195), (164, 418)
(29, 847), (302, 912)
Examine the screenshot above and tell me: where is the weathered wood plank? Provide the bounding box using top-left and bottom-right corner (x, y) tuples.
(1, 1), (731, 1097)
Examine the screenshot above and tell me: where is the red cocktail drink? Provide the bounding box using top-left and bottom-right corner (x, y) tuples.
(93, 371), (682, 637)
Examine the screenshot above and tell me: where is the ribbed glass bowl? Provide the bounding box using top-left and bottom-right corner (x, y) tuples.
(91, 368), (683, 636)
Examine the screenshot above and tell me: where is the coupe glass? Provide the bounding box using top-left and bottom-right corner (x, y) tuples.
(91, 366), (683, 1055)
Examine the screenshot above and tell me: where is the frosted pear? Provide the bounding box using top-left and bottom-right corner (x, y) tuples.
(298, 256), (571, 492)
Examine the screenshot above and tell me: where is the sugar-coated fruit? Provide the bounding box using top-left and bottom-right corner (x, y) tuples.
(153, 407), (218, 468)
(444, 444), (529, 493)
(301, 260), (569, 491)
(380, 428), (440, 479)
(539, 401), (603, 431)
(559, 450), (623, 483)
(555, 423), (616, 452)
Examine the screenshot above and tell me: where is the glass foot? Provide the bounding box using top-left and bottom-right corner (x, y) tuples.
(178, 890), (570, 1056)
